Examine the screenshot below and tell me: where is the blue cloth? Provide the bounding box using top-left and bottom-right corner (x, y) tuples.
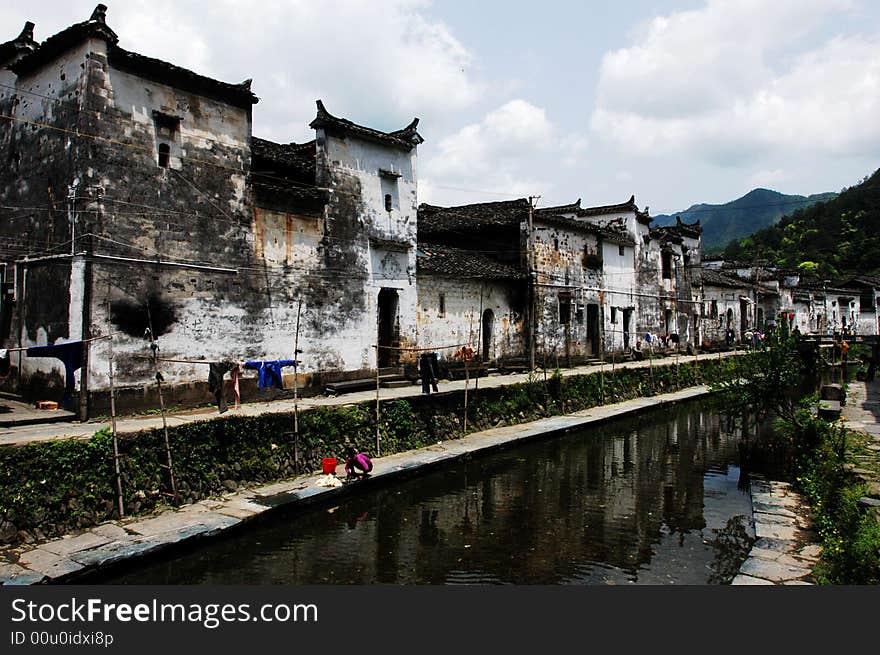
(26, 341), (84, 403)
(243, 359), (296, 389)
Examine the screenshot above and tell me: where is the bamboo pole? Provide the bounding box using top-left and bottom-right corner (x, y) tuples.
(475, 287), (483, 398)
(105, 287), (124, 519)
(293, 298), (302, 464)
(463, 358), (469, 433)
(146, 303), (179, 504)
(375, 350), (381, 458)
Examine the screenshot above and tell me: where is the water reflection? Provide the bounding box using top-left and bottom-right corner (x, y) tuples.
(98, 401), (754, 585)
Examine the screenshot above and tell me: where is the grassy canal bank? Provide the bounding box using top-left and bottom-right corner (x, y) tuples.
(0, 357), (735, 544)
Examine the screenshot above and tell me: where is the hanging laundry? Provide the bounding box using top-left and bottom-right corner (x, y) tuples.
(230, 362), (243, 409)
(243, 360), (296, 390)
(208, 360), (238, 413)
(26, 341), (84, 403)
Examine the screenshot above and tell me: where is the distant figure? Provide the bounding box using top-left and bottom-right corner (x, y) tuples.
(632, 340), (645, 361)
(841, 340), (850, 367)
(418, 352), (439, 394)
(725, 328), (735, 349)
(344, 446), (373, 481)
(792, 325), (801, 339)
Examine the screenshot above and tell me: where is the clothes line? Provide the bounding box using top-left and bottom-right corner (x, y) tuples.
(132, 355), (219, 364)
(374, 342), (472, 352)
(3, 332), (118, 353)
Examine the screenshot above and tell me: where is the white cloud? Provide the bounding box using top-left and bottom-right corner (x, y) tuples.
(420, 99), (559, 205)
(591, 0), (880, 165)
(4, 0), (481, 142)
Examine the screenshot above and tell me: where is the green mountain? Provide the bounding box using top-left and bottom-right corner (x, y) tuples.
(722, 168), (880, 277)
(653, 188), (837, 252)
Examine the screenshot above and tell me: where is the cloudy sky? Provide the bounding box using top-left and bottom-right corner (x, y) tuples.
(4, 0), (879, 213)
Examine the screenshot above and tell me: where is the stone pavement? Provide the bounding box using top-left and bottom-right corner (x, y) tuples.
(0, 394), (76, 428)
(0, 350), (737, 446)
(842, 379), (880, 441)
(732, 480), (820, 585)
(0, 383), (713, 585)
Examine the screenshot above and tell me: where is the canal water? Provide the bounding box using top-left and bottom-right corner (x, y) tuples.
(97, 400), (756, 585)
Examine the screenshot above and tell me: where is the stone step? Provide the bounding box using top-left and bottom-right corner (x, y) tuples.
(380, 380), (412, 389)
(324, 379), (376, 395)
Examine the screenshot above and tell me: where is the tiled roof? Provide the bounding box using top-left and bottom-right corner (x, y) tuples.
(535, 213), (635, 245)
(11, 6), (258, 108)
(651, 226), (684, 245)
(535, 199), (581, 215)
(673, 216), (702, 238)
(576, 195), (640, 218)
(310, 100), (423, 151)
(108, 46), (258, 107)
(0, 22), (37, 67)
(417, 243), (525, 279)
(839, 275), (880, 290)
(250, 179), (327, 215)
(251, 137), (315, 181)
(701, 269), (751, 289)
(13, 5), (119, 74)
(418, 199), (530, 236)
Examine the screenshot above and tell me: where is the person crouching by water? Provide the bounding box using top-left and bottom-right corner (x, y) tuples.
(344, 446), (373, 481)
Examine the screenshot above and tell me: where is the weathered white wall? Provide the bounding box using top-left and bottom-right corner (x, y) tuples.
(417, 276), (524, 362)
(320, 131), (419, 368)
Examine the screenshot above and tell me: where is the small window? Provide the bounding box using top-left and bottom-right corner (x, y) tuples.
(618, 244), (625, 257)
(438, 292), (446, 317)
(559, 294), (572, 325)
(554, 238), (559, 251)
(158, 143), (170, 168)
(385, 193), (393, 212)
(610, 307), (618, 324)
(661, 251), (672, 279)
(711, 300), (718, 319)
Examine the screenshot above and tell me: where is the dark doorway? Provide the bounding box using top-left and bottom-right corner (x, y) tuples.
(586, 303), (600, 355)
(623, 308), (633, 349)
(740, 299), (749, 336)
(482, 309), (494, 361)
(377, 288), (399, 368)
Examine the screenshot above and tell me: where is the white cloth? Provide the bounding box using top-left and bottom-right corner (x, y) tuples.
(315, 474), (343, 488)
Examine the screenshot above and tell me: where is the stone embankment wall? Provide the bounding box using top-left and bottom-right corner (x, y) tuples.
(0, 357), (732, 544)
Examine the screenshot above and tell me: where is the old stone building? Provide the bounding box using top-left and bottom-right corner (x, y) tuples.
(416, 243), (525, 364)
(417, 196), (703, 367)
(0, 6), (423, 412)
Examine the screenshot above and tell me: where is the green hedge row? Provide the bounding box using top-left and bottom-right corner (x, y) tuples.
(0, 357), (735, 541)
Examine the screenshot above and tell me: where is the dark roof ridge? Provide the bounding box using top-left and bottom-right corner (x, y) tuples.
(310, 99), (423, 151)
(576, 194), (640, 218)
(535, 198), (582, 215)
(12, 4), (118, 75)
(675, 216), (702, 237)
(107, 44), (258, 107)
(0, 21), (37, 67)
(419, 198), (529, 213)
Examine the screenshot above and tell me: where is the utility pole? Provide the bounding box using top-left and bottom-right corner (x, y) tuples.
(528, 195), (540, 371)
(67, 181), (77, 255)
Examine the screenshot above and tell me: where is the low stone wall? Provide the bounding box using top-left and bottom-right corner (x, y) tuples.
(0, 357), (733, 545)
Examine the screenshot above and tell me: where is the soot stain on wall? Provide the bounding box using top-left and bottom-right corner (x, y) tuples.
(111, 290), (179, 338)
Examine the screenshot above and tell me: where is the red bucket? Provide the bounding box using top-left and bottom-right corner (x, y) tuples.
(322, 458), (338, 475)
